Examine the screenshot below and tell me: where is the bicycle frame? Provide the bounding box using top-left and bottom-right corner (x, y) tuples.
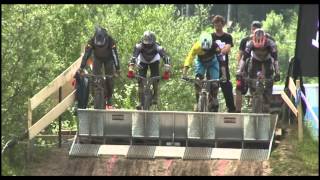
(183, 77), (220, 112)
(245, 77), (273, 113)
(134, 74), (161, 110)
(81, 73), (114, 109)
(82, 73), (114, 95)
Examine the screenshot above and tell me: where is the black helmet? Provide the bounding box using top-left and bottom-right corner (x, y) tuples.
(142, 31), (156, 45)
(94, 26), (108, 47)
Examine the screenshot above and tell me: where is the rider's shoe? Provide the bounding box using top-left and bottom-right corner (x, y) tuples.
(228, 109), (236, 113)
(152, 98), (158, 105)
(136, 103), (143, 110)
(105, 104), (113, 109)
(193, 104), (198, 111)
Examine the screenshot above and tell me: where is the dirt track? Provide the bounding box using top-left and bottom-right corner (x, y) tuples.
(27, 144), (271, 176)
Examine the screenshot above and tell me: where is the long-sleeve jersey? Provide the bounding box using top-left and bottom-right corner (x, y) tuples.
(243, 38), (278, 62)
(184, 41), (221, 67)
(130, 42), (170, 65)
(80, 36), (120, 70)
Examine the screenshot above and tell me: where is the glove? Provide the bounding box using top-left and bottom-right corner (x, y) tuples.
(162, 71), (170, 80)
(127, 64), (135, 78)
(274, 73), (280, 82)
(236, 79), (242, 90)
(76, 68), (85, 77)
(127, 70), (135, 79)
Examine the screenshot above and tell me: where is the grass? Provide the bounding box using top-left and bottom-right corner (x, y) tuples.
(270, 125), (319, 176)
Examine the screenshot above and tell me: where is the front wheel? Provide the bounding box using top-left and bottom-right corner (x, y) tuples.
(252, 94), (263, 113)
(198, 95), (208, 112)
(143, 93), (152, 110)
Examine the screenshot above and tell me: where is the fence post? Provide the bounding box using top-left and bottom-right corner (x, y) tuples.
(28, 99), (32, 131)
(58, 87), (62, 148)
(296, 80), (303, 142)
(27, 99), (33, 161)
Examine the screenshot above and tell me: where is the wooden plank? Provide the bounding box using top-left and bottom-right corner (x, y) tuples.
(28, 99), (32, 129)
(288, 77), (297, 99)
(280, 91), (298, 117)
(34, 134), (75, 138)
(28, 90), (76, 140)
(296, 80), (303, 142)
(50, 79), (75, 101)
(30, 55), (82, 110)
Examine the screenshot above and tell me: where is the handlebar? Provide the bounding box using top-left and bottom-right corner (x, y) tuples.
(244, 77), (273, 83)
(134, 74), (162, 81)
(182, 77), (220, 83)
(81, 73), (114, 79)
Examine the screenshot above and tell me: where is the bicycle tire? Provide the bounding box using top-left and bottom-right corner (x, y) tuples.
(143, 93), (152, 110)
(198, 96), (208, 112)
(252, 95), (263, 113)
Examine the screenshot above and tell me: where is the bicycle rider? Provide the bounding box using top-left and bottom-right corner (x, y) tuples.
(127, 31), (171, 109)
(236, 28), (280, 113)
(77, 26), (120, 109)
(182, 32), (227, 112)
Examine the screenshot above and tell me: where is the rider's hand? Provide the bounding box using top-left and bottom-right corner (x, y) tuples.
(127, 64), (135, 78)
(77, 68), (85, 76)
(162, 71), (170, 80)
(127, 70), (135, 79)
(236, 79), (242, 90)
(274, 73), (280, 82)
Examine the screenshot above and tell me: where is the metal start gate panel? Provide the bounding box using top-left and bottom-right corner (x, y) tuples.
(71, 109), (277, 160)
(77, 109), (273, 141)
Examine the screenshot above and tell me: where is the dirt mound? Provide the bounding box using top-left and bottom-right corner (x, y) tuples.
(27, 145), (269, 176)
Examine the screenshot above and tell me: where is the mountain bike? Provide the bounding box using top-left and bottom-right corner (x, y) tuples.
(81, 73), (114, 109)
(182, 77), (220, 112)
(133, 74), (162, 110)
(245, 72), (274, 113)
